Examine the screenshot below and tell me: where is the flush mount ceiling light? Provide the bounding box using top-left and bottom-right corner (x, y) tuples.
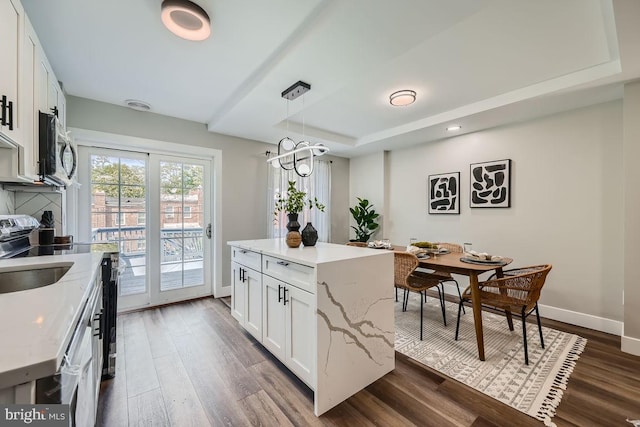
(389, 89), (416, 106)
(124, 99), (151, 111)
(446, 125), (462, 131)
(161, 0), (211, 41)
(266, 81), (329, 177)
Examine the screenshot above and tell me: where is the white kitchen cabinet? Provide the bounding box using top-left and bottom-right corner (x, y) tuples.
(231, 257), (263, 341)
(0, 0), (25, 145)
(18, 15), (39, 178)
(283, 282), (314, 385)
(262, 274), (314, 386)
(231, 261), (246, 324)
(228, 239), (395, 416)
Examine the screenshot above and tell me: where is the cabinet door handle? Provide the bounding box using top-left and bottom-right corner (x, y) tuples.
(238, 267), (243, 282)
(0, 95), (12, 130)
(240, 249), (248, 254)
(283, 287), (289, 305)
(277, 261), (289, 267)
(277, 284), (283, 302)
(6, 99), (13, 130)
(243, 268), (248, 283)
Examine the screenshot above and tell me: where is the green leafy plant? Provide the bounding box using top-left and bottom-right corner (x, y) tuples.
(350, 197), (379, 242)
(274, 180), (325, 215)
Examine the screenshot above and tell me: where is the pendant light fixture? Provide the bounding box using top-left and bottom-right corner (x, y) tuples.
(267, 81), (329, 177)
(161, 0), (211, 41)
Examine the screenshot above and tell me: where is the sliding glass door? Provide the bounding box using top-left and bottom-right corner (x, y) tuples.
(82, 147), (212, 311)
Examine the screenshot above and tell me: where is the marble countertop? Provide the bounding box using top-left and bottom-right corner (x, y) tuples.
(227, 239), (391, 267)
(0, 253), (104, 389)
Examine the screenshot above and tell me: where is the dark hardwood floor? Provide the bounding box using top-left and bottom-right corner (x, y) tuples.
(97, 296), (640, 427)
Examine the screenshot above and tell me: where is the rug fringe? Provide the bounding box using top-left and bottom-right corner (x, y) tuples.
(536, 336), (588, 426)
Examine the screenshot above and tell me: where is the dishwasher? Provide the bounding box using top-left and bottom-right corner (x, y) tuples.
(35, 269), (103, 426)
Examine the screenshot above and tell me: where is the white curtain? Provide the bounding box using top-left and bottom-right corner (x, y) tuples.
(267, 159), (331, 242)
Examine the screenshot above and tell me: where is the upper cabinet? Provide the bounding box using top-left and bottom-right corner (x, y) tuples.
(0, 0), (66, 181)
(0, 0), (26, 146)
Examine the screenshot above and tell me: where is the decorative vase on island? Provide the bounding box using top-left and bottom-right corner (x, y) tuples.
(301, 222), (318, 246)
(286, 213), (302, 248)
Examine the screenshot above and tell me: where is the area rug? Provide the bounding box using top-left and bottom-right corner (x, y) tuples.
(394, 295), (587, 426)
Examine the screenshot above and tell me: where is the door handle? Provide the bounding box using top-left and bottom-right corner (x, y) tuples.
(242, 268), (247, 283)
(283, 287), (289, 305)
(277, 284), (283, 302)
(277, 261), (289, 267)
(206, 223), (212, 239)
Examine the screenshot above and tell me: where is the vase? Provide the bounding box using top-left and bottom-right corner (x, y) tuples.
(286, 231), (302, 248)
(286, 213), (301, 232)
(301, 222), (318, 246)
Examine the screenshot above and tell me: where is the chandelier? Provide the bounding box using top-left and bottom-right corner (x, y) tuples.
(266, 81), (329, 177)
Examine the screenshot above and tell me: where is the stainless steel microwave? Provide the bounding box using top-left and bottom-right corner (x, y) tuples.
(38, 110), (76, 187)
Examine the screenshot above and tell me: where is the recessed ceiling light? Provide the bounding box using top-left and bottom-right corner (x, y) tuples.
(389, 90), (416, 107)
(161, 0), (211, 41)
(125, 99), (151, 111)
(446, 125), (461, 131)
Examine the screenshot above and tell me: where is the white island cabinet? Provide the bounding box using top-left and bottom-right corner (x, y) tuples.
(228, 239), (395, 416)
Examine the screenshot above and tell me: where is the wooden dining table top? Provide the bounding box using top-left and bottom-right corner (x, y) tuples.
(390, 245), (513, 273)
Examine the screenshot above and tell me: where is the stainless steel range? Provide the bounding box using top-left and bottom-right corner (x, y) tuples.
(0, 214), (120, 380)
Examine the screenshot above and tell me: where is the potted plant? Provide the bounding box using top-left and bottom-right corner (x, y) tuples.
(274, 180), (325, 247)
(350, 197), (379, 242)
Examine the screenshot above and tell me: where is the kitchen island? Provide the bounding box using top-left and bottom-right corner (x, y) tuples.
(227, 239), (394, 415)
(0, 253), (104, 402)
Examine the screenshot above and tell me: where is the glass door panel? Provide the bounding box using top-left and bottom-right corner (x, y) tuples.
(90, 154), (148, 299)
(159, 161), (205, 292)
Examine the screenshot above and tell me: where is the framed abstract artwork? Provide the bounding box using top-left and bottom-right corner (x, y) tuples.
(470, 159), (511, 208)
(428, 172), (460, 214)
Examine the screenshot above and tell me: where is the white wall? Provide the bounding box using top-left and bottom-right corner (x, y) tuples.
(622, 81), (640, 354)
(352, 101), (624, 325)
(66, 96), (350, 288)
(349, 152), (386, 241)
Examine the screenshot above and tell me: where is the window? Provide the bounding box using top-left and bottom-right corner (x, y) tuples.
(165, 206), (174, 218)
(267, 159), (331, 242)
(137, 213), (146, 225)
(184, 206), (192, 219)
(114, 212), (125, 226)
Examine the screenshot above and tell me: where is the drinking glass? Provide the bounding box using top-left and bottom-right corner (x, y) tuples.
(409, 238), (417, 247)
(382, 238), (391, 249)
(463, 242), (473, 253)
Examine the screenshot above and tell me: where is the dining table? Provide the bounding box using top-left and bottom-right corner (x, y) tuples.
(391, 245), (513, 361)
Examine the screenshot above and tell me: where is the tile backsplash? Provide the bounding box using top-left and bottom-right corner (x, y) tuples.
(0, 188), (14, 215)
(14, 192), (64, 235)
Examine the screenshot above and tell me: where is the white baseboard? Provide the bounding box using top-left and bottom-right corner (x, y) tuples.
(440, 283), (623, 336)
(622, 334), (640, 356)
(537, 304), (623, 336)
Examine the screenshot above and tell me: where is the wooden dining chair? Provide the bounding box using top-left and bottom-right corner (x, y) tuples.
(417, 242), (466, 314)
(345, 241), (368, 247)
(394, 252), (447, 340)
(454, 264), (552, 365)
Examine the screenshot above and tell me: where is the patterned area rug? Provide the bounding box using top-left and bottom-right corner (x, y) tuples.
(395, 295), (587, 426)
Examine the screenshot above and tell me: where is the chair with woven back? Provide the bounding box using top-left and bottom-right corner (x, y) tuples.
(345, 241), (368, 247)
(454, 264), (553, 365)
(394, 252), (447, 340)
(417, 242), (466, 314)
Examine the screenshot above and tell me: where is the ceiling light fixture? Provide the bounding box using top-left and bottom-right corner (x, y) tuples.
(161, 0), (211, 41)
(446, 125), (462, 131)
(124, 99), (151, 111)
(389, 89), (416, 106)
(267, 81), (329, 177)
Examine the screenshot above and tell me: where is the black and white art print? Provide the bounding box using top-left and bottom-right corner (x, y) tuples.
(428, 172), (460, 214)
(470, 159), (511, 208)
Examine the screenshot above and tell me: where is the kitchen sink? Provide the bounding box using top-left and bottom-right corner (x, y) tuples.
(0, 264), (72, 294)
